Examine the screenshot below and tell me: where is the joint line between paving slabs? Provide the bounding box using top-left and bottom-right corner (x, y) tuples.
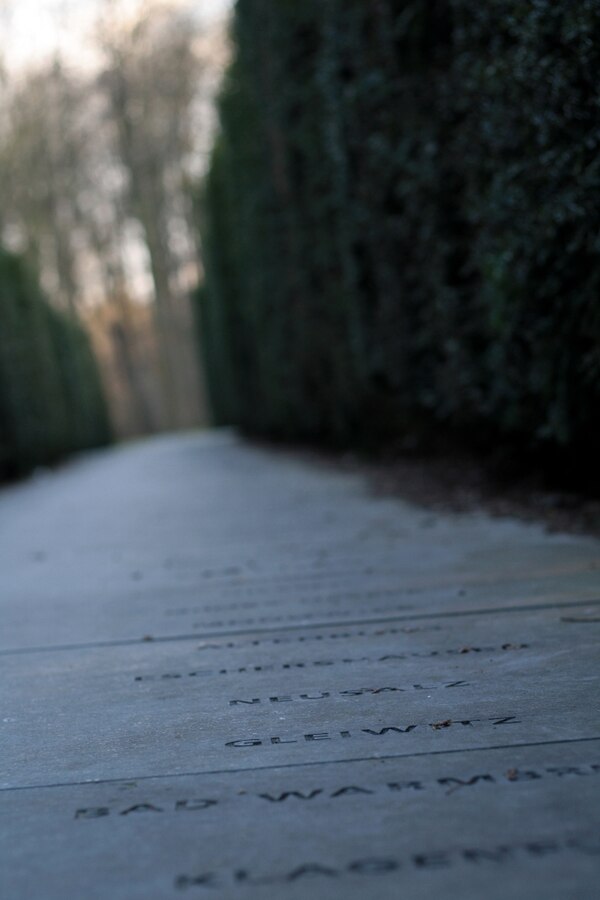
(1, 597), (599, 657)
(2, 736), (600, 794)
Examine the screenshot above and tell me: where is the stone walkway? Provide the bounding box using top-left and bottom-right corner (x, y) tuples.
(1, 431), (599, 898)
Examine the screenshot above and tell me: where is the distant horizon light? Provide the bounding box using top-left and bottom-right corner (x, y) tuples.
(0, 0), (233, 73)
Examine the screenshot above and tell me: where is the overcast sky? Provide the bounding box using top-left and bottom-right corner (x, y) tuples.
(1, 0), (233, 71)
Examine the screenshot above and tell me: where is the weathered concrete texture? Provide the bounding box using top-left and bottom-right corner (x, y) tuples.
(1, 431), (599, 898)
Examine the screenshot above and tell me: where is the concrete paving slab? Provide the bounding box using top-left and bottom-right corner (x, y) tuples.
(2, 561), (598, 652)
(1, 432), (599, 897)
(2, 606), (600, 788)
(2, 744), (599, 899)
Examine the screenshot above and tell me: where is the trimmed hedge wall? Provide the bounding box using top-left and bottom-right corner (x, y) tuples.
(0, 249), (111, 478)
(198, 1), (600, 475)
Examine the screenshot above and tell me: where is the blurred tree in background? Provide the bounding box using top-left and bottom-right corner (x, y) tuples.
(198, 0), (600, 485)
(0, 0), (229, 444)
(97, 5), (208, 429)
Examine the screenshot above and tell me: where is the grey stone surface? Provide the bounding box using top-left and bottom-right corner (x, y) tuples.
(1, 431), (599, 898)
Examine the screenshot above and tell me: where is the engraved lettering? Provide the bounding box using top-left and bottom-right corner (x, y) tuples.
(226, 739), (262, 747)
(545, 766), (588, 777)
(387, 781), (424, 792)
(75, 807), (109, 819)
(462, 847), (512, 863)
(259, 790), (323, 802)
(175, 799), (218, 811)
(370, 687), (404, 694)
(330, 786), (374, 797)
(175, 873), (218, 889)
(348, 858), (399, 874)
(233, 870), (283, 886)
(286, 865), (337, 881)
(504, 770), (541, 781)
(362, 726), (417, 735)
(226, 681), (469, 705)
(173, 831), (600, 889)
(438, 775), (495, 789)
(524, 841), (560, 857)
(225, 713), (524, 748)
(120, 804), (163, 815)
(413, 852), (451, 869)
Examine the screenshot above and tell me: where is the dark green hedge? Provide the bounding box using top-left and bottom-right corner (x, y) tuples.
(198, 1), (600, 476)
(0, 249), (111, 478)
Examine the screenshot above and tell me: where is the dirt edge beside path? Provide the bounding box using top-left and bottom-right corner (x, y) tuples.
(252, 439), (600, 539)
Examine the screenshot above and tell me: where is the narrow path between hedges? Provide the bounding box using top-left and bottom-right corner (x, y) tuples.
(1, 431), (599, 899)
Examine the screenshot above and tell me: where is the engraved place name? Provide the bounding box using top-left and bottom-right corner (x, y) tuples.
(133, 643), (528, 683)
(74, 762), (600, 820)
(226, 715), (522, 747)
(192, 604), (414, 629)
(255, 761), (600, 801)
(170, 565), (364, 582)
(193, 623), (442, 652)
(188, 562), (414, 587)
(186, 566), (382, 584)
(168, 588), (415, 616)
(175, 833), (600, 889)
(229, 682), (469, 706)
(75, 799), (218, 818)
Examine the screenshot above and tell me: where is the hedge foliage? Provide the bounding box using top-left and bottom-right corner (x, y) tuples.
(0, 248), (111, 477)
(198, 1), (600, 473)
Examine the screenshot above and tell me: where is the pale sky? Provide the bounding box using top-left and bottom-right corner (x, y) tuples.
(1, 0), (233, 71)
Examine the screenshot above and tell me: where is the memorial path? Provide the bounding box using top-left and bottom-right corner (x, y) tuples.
(1, 431), (599, 898)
